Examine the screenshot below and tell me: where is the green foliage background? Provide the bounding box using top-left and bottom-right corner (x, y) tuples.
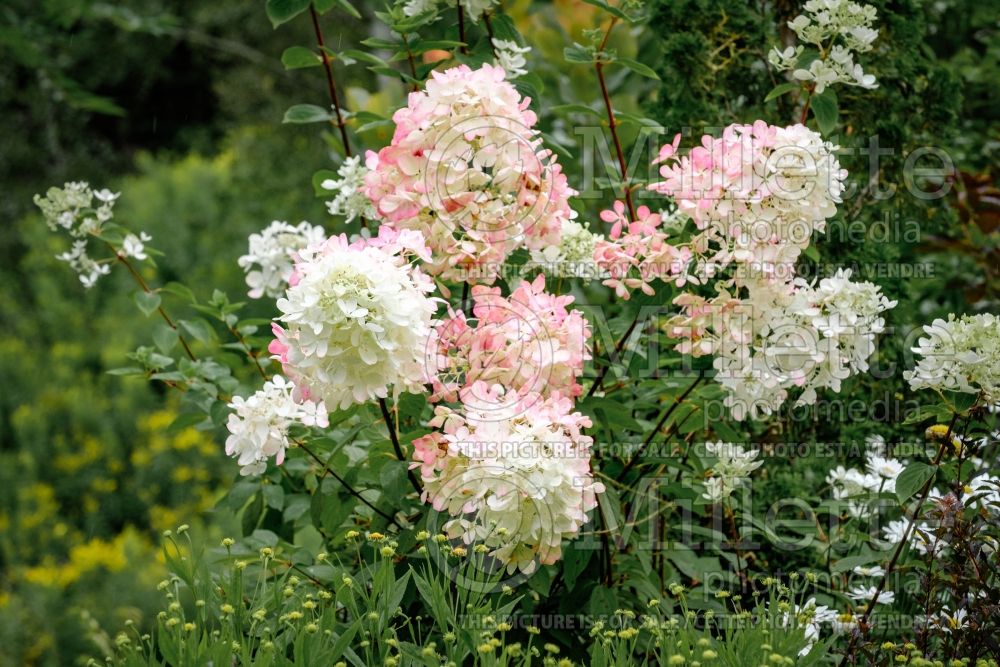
(0, 0), (996, 664)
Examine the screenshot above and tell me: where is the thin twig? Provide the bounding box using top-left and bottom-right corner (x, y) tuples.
(456, 2), (468, 54)
(620, 373), (703, 477)
(310, 5), (351, 157)
(379, 397), (422, 494)
(586, 314), (640, 399)
(228, 322), (268, 379)
(297, 438), (404, 529)
(109, 246), (196, 362)
(594, 16), (636, 221)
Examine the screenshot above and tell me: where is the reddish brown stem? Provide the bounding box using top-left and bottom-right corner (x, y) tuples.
(309, 5), (351, 157)
(593, 16), (635, 221)
(112, 250), (196, 362)
(456, 3), (468, 54)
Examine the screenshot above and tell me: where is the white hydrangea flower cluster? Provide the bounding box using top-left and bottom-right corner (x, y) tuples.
(904, 313), (1000, 403)
(238, 220), (327, 299)
(529, 219), (604, 279)
(321, 156), (377, 223)
(225, 375), (328, 476)
(270, 229), (437, 410)
(492, 38), (531, 78)
(701, 441), (764, 501)
(412, 387), (602, 574)
(680, 270), (895, 420)
(34, 181), (152, 288)
(769, 0), (879, 94)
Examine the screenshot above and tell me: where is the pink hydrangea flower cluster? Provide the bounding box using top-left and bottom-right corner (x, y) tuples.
(411, 382), (603, 574)
(649, 122), (846, 285)
(426, 274), (591, 406)
(633, 123), (894, 420)
(413, 275), (601, 572)
(593, 202), (695, 299)
(363, 64), (576, 284)
(579, 122), (891, 420)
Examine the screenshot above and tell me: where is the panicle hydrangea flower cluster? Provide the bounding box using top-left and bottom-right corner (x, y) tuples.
(411, 383), (603, 574)
(668, 270), (895, 420)
(269, 226), (438, 410)
(649, 122), (847, 282)
(904, 313), (1000, 403)
(427, 274), (591, 406)
(34, 182), (152, 288)
(321, 156), (377, 223)
(599, 123), (896, 420)
(414, 275), (600, 572)
(529, 218), (605, 279)
(769, 0), (879, 94)
(239, 220), (327, 298)
(225, 375), (328, 476)
(593, 202), (694, 299)
(363, 64), (576, 283)
(700, 441), (764, 502)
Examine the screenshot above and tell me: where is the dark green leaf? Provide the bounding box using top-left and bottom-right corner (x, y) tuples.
(580, 0), (629, 20)
(265, 0), (311, 28)
(810, 89), (838, 135)
(765, 82), (800, 102)
(283, 104), (334, 124)
(896, 462), (937, 503)
(281, 46), (322, 69)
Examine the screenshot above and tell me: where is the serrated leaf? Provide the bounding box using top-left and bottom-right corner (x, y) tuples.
(896, 462), (937, 503)
(283, 103), (333, 124)
(765, 82), (800, 102)
(265, 0), (311, 28)
(133, 291), (161, 317)
(614, 57), (660, 80)
(810, 89), (838, 135)
(281, 46), (321, 69)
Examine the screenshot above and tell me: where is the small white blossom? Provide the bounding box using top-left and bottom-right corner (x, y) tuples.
(701, 442), (763, 501)
(120, 232), (152, 261)
(238, 220), (327, 299)
(492, 38), (531, 78)
(322, 156), (377, 223)
(225, 375), (328, 476)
